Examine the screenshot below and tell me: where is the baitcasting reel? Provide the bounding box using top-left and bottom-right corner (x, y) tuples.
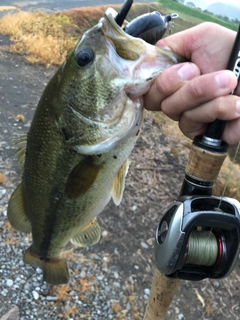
(155, 195), (240, 281)
(123, 11), (179, 44)
(115, 0), (179, 44)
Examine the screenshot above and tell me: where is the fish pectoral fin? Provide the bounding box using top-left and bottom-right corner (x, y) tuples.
(111, 159), (129, 206)
(13, 134), (27, 170)
(65, 157), (103, 199)
(7, 183), (31, 233)
(24, 246), (69, 285)
(71, 219), (101, 247)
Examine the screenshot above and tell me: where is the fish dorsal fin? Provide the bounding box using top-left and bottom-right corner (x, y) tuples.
(71, 218), (101, 247)
(7, 182), (31, 233)
(65, 158), (103, 200)
(13, 134), (27, 170)
(111, 159), (129, 206)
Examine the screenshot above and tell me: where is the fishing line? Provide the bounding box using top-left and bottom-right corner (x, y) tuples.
(186, 230), (218, 266)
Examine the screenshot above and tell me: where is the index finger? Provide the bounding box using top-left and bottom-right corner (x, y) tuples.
(144, 62), (200, 111)
(157, 22), (236, 74)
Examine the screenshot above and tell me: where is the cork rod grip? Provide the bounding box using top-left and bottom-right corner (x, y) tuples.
(186, 144), (227, 181)
(143, 268), (180, 320)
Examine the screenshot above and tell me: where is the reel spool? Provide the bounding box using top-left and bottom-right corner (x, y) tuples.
(185, 229), (220, 267)
(155, 195), (240, 281)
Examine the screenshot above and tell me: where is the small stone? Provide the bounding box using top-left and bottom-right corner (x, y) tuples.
(144, 288), (150, 295)
(32, 290), (39, 300)
(102, 230), (108, 237)
(113, 248), (119, 255)
(36, 268), (42, 274)
(126, 302), (131, 310)
(46, 296), (58, 301)
(113, 281), (120, 288)
(0, 306), (19, 320)
(140, 241), (149, 249)
(6, 279), (13, 287)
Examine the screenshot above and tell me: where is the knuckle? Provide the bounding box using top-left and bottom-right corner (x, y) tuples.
(200, 22), (217, 32)
(156, 70), (173, 94)
(187, 80), (204, 100)
(161, 98), (179, 121)
(214, 97), (228, 118)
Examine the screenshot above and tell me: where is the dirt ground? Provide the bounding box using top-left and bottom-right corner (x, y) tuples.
(1, 21), (240, 320)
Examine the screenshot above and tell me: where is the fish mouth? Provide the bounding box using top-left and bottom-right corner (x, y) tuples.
(71, 9), (183, 155)
(101, 8), (146, 61)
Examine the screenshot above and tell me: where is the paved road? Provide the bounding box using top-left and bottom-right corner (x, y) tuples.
(1, 0), (155, 12)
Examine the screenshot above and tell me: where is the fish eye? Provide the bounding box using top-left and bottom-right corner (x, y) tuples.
(75, 48), (94, 67)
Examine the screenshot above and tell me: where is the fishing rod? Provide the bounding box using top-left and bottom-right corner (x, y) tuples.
(144, 25), (240, 319)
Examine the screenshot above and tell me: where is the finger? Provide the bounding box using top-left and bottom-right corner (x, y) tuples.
(178, 95), (240, 140)
(223, 119), (240, 145)
(234, 82), (240, 97)
(161, 70), (237, 121)
(156, 22), (236, 73)
(144, 62), (200, 111)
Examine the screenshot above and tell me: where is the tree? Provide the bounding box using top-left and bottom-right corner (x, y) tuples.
(186, 2), (196, 8)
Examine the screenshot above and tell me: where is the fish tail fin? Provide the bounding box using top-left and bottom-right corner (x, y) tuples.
(24, 247), (69, 285)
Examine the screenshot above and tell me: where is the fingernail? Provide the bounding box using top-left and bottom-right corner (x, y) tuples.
(236, 100), (240, 115)
(215, 72), (229, 88)
(177, 63), (197, 80)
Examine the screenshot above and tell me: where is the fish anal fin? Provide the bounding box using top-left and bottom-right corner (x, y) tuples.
(7, 183), (31, 233)
(65, 158), (103, 200)
(24, 247), (69, 285)
(71, 218), (101, 247)
(112, 159), (129, 206)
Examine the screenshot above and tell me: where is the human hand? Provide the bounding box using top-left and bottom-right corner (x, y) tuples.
(144, 22), (240, 145)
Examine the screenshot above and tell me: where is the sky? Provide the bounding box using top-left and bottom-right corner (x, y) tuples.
(192, 0), (240, 9)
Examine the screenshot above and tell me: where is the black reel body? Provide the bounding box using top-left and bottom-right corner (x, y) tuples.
(155, 196), (240, 281)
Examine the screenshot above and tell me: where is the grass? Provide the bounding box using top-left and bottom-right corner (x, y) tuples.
(157, 0), (238, 31)
(0, 11), (78, 65)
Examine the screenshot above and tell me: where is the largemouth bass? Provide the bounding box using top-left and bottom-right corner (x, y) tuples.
(7, 8), (185, 285)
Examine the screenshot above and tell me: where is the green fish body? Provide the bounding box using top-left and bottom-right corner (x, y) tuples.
(7, 8), (185, 285)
